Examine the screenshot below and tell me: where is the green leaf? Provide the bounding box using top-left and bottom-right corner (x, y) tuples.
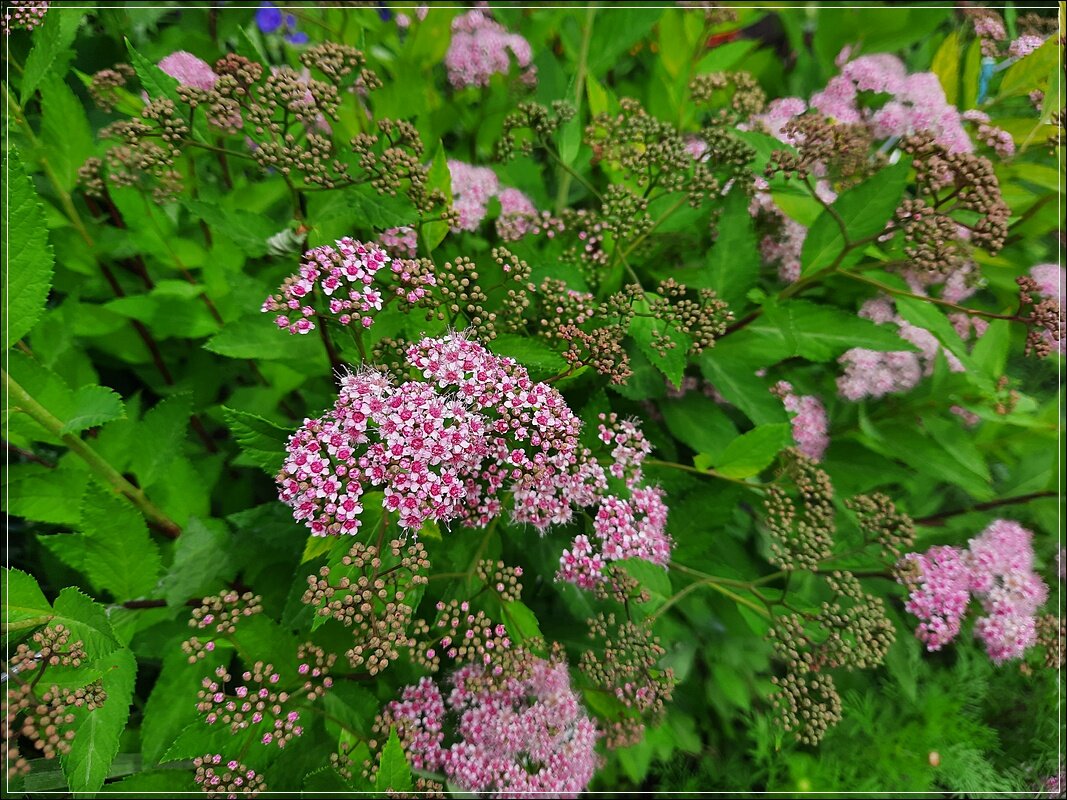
(587, 8), (661, 75)
(5, 352), (124, 438)
(800, 160), (909, 278)
(223, 406), (289, 474)
(159, 517), (234, 607)
(79, 485), (163, 601)
(132, 394), (193, 487)
(699, 351), (786, 425)
(422, 142), (453, 252)
(126, 39), (181, 105)
(4, 461), (90, 526)
(205, 315), (324, 362)
(502, 600), (543, 644)
(631, 299), (690, 388)
(376, 728), (413, 793)
(699, 189), (761, 309)
(59, 386), (127, 435)
(39, 77), (97, 192)
(872, 421), (993, 500)
(712, 423), (791, 479)
(20, 9), (82, 102)
(3, 149), (55, 349)
(347, 183), (417, 230)
(759, 299), (917, 362)
(488, 334), (567, 378)
(893, 296), (986, 387)
(617, 558), (671, 601)
(1, 567), (53, 632)
(62, 648), (137, 796)
(931, 31), (960, 106)
(141, 648), (225, 766)
(183, 200), (275, 257)
(660, 394), (737, 460)
(997, 38), (1059, 99)
(51, 587), (120, 661)
(100, 771), (196, 794)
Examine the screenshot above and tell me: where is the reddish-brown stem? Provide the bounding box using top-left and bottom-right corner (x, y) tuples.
(916, 491), (1058, 526)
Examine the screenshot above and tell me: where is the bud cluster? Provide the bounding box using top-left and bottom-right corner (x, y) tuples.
(302, 538), (429, 675)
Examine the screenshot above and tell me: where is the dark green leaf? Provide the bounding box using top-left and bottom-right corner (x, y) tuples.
(3, 150), (55, 349)
(800, 160), (909, 277)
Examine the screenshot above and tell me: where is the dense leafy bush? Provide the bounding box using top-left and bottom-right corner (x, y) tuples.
(2, 3), (1063, 796)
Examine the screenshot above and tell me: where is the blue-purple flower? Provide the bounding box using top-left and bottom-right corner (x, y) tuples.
(255, 3), (309, 45)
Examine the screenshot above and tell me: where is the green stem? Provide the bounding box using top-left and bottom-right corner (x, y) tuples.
(554, 4), (597, 213)
(3, 369), (182, 539)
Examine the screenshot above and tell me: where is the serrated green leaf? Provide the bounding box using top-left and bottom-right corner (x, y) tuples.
(617, 558), (672, 601)
(631, 307), (689, 388)
(59, 386), (126, 435)
(132, 394), (193, 487)
(660, 394), (737, 460)
(223, 406), (289, 474)
(759, 299), (917, 362)
(20, 9), (82, 102)
(79, 484), (163, 601)
(712, 423), (791, 479)
(39, 77), (96, 192)
(158, 517), (234, 607)
(1, 567), (53, 632)
(422, 142), (453, 251)
(376, 728), (413, 793)
(700, 189), (761, 309)
(489, 334), (567, 378)
(51, 587), (119, 661)
(3, 150), (55, 349)
(800, 160), (909, 278)
(126, 38), (181, 105)
(141, 647), (225, 766)
(4, 461), (90, 526)
(205, 315), (324, 361)
(502, 599), (543, 643)
(62, 648), (137, 796)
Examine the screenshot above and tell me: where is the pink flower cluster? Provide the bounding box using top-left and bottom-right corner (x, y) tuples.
(900, 545), (972, 651)
(773, 381), (829, 461)
(557, 414), (672, 590)
(837, 296), (968, 401)
(379, 226), (418, 258)
(388, 658), (598, 797)
(262, 238), (434, 334)
(900, 519), (1049, 663)
(278, 332), (671, 585)
(445, 9), (535, 89)
(752, 53), (972, 154)
(158, 50), (218, 91)
(448, 160), (538, 239)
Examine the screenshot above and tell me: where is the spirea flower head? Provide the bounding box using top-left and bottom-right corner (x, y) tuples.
(262, 238), (395, 334)
(158, 51), (219, 91)
(447, 161), (540, 238)
(385, 656), (598, 797)
(773, 381), (829, 461)
(899, 546), (972, 651)
(899, 519), (1049, 663)
(445, 9), (536, 89)
(966, 519), (1048, 663)
(278, 331), (672, 586)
